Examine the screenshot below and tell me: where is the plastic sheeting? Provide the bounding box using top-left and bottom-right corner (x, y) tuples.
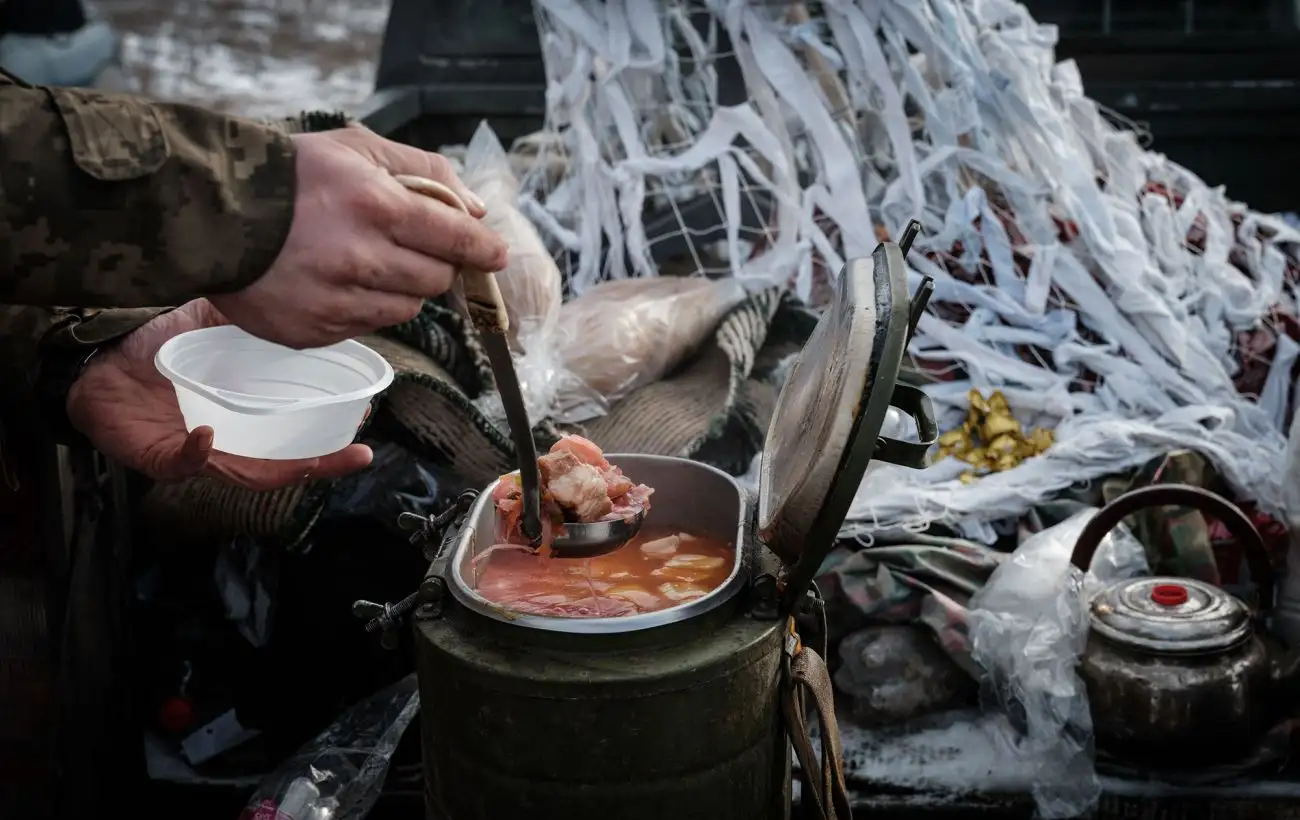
(969, 508), (1148, 817)
(522, 0), (1300, 539)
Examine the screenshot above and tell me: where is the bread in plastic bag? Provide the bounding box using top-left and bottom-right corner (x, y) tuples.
(456, 122), (605, 425)
(460, 122), (563, 350)
(455, 124), (744, 423)
(554, 277), (748, 404)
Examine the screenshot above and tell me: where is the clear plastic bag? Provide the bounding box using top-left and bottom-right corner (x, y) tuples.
(554, 277), (748, 404)
(967, 509), (1148, 819)
(238, 675), (419, 820)
(462, 122), (563, 346)
(460, 122), (746, 423)
(834, 625), (974, 726)
(461, 122), (607, 425)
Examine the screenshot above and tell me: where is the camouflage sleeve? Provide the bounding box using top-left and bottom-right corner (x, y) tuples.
(0, 305), (169, 443)
(0, 68), (297, 307)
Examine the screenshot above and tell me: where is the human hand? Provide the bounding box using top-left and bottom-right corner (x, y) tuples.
(209, 126), (509, 350)
(66, 300), (374, 490)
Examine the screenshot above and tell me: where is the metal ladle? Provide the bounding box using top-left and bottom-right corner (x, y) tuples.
(395, 174), (644, 558)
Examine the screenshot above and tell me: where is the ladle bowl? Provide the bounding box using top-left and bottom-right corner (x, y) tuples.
(548, 509), (648, 558)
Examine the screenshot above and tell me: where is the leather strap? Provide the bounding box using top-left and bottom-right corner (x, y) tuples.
(782, 620), (853, 820)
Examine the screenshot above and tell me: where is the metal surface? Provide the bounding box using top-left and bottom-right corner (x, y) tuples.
(548, 509), (648, 559)
(352, 579), (441, 650)
(416, 591), (789, 820)
(1071, 484), (1277, 607)
(1072, 484), (1300, 767)
(447, 455), (749, 636)
(1089, 577), (1253, 654)
(756, 226), (934, 613)
(416, 448), (787, 820)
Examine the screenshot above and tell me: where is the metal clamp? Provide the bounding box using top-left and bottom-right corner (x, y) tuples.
(397, 489), (478, 560)
(352, 577), (443, 650)
(352, 490), (479, 648)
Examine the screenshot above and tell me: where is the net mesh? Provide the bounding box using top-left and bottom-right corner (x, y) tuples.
(519, 0), (1300, 538)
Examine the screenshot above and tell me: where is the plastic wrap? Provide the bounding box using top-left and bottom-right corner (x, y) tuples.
(554, 277), (748, 404)
(967, 509), (1148, 819)
(462, 122), (562, 345)
(239, 675), (419, 820)
(834, 625), (974, 726)
(461, 122), (606, 425)
(460, 121), (746, 422)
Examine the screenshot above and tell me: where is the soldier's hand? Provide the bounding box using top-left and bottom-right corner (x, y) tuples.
(208, 126), (509, 350)
(67, 300), (373, 490)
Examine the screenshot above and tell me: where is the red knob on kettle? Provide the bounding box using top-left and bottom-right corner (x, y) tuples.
(1151, 583), (1189, 607)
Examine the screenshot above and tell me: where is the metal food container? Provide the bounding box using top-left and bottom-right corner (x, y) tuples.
(447, 455), (751, 635)
(404, 231), (936, 820)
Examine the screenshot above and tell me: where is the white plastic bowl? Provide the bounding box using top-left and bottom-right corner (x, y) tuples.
(154, 326), (394, 461)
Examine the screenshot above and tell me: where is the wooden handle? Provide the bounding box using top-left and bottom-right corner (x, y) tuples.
(392, 174), (510, 335)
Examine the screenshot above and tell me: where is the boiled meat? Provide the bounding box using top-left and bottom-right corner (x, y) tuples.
(537, 450), (611, 522)
(491, 435), (655, 548)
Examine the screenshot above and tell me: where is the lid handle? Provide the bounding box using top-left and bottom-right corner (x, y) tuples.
(1069, 483), (1274, 613)
(872, 383), (938, 469)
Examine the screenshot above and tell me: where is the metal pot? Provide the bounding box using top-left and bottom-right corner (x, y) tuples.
(1070, 483), (1300, 768)
(417, 455), (788, 820)
(353, 226), (938, 819)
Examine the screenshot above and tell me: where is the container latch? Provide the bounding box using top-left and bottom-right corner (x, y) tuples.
(351, 490), (478, 648)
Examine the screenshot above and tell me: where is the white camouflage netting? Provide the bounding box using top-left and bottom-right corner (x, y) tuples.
(517, 0), (1300, 541)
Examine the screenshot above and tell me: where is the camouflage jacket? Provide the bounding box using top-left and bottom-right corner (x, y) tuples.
(0, 68), (298, 431)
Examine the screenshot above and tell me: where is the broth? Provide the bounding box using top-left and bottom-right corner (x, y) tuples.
(473, 527), (735, 619)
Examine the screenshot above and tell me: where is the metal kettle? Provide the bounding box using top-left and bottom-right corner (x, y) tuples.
(1070, 484), (1300, 768)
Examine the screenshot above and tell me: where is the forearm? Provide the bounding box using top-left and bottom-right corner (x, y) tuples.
(0, 70), (296, 307)
(0, 305), (166, 442)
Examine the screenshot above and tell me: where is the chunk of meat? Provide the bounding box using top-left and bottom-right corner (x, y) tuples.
(490, 435), (656, 548)
(550, 434), (609, 468)
(537, 450), (612, 522)
(607, 482), (653, 522)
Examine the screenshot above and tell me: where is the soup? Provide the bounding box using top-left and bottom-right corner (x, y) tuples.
(472, 527), (736, 618)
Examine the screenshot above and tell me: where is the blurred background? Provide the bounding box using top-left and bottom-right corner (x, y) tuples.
(78, 0), (1300, 212)
(100, 0), (390, 116)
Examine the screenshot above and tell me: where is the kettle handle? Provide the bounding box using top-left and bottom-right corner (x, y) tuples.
(1069, 483), (1274, 612)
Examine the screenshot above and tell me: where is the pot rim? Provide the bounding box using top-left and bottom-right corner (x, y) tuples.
(446, 454), (751, 635)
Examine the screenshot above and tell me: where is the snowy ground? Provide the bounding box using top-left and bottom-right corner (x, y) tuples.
(98, 0), (390, 118)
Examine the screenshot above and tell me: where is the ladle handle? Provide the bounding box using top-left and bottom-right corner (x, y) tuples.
(392, 174), (510, 335)
(1069, 483), (1274, 612)
(395, 174), (543, 544)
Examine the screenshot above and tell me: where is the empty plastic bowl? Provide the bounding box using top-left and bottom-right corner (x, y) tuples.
(154, 326), (394, 461)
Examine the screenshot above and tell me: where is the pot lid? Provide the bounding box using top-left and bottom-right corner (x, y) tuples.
(1089, 577), (1254, 655)
(757, 225), (933, 614)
